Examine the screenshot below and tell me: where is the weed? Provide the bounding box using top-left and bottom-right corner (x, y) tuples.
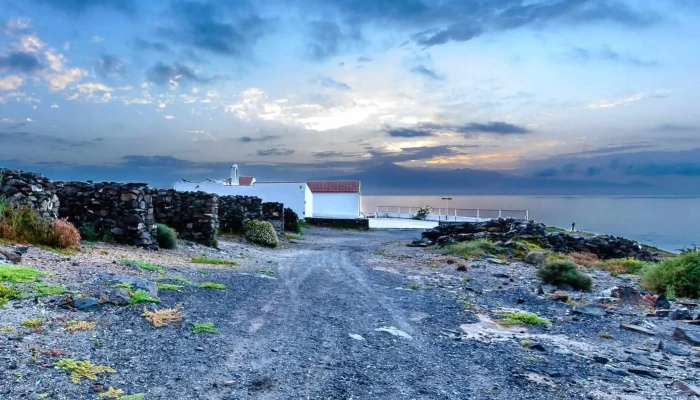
(142, 305), (182, 327)
(100, 250), (109, 255)
(65, 320), (95, 332)
(282, 233), (303, 241)
(98, 387), (124, 398)
(34, 283), (65, 297)
(157, 276), (193, 285)
(78, 223), (97, 241)
(439, 239), (496, 259)
(599, 332), (613, 339)
(0, 284), (12, 306)
(197, 269), (209, 275)
(1, 324), (14, 331)
(521, 340), (532, 346)
(496, 311), (550, 326)
(21, 319), (42, 328)
(198, 282), (226, 290)
(41, 246), (76, 256)
(0, 264), (44, 283)
(192, 322), (218, 334)
(525, 357), (540, 362)
(102, 232), (116, 243)
(259, 269), (274, 276)
(190, 256), (239, 266)
(156, 283), (184, 291)
(120, 259), (165, 275)
(456, 295), (473, 310)
(374, 249), (386, 256)
(55, 358), (116, 384)
(407, 283), (420, 290)
(641, 251), (700, 298)
(666, 285), (677, 300)
(113, 283), (133, 290)
(37, 393), (49, 399)
(597, 258), (648, 274)
(118, 394), (145, 400)
(43, 349), (66, 357)
(537, 261), (592, 291)
(128, 289), (159, 304)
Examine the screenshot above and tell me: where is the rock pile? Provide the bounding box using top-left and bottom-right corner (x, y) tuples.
(420, 218), (655, 261)
(0, 168), (59, 219)
(262, 202), (284, 233)
(151, 189), (218, 247)
(56, 181), (157, 248)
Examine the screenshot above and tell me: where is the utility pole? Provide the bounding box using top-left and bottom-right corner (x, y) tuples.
(441, 197), (452, 221)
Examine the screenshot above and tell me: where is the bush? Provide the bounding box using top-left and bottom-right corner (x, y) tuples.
(78, 222), (97, 241)
(597, 257), (648, 274)
(156, 223), (178, 249)
(537, 260), (592, 291)
(46, 219), (81, 250)
(0, 204), (50, 244)
(641, 252), (700, 298)
(244, 220), (279, 248)
(412, 206), (432, 220)
(440, 238), (495, 258)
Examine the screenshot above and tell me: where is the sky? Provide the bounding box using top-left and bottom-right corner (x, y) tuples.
(1, 0), (699, 188)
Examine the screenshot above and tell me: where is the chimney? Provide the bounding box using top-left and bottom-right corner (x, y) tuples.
(231, 164), (239, 185)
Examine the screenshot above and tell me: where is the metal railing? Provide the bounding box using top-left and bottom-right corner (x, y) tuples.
(374, 206), (529, 221)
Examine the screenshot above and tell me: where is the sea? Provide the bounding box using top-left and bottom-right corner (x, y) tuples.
(362, 195), (700, 252)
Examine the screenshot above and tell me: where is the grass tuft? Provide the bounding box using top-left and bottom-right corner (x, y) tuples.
(98, 387), (124, 398)
(21, 319), (42, 328)
(65, 320), (95, 332)
(198, 282), (226, 290)
(157, 276), (194, 285)
(128, 289), (159, 304)
(0, 264), (44, 283)
(259, 269), (274, 276)
(439, 238), (496, 258)
(34, 283), (66, 297)
(190, 256), (239, 266)
(113, 282), (133, 290)
(496, 311), (550, 326)
(192, 322), (218, 334)
(120, 259), (166, 275)
(156, 282), (184, 292)
(118, 394), (145, 400)
(597, 257), (649, 275)
(55, 358), (116, 384)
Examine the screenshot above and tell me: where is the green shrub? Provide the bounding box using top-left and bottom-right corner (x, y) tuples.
(0, 203), (50, 244)
(128, 289), (159, 304)
(412, 206), (432, 220)
(0, 284), (11, 306)
(198, 282), (226, 290)
(641, 252), (700, 298)
(537, 260), (592, 291)
(496, 311), (550, 326)
(244, 220), (279, 248)
(190, 256), (239, 266)
(597, 258), (648, 274)
(191, 322), (218, 334)
(156, 223), (178, 249)
(0, 264), (44, 283)
(78, 223), (97, 241)
(439, 238), (496, 258)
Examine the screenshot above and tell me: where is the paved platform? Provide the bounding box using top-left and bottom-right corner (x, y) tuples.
(368, 218), (439, 230)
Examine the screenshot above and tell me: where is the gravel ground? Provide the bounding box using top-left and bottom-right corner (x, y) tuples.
(1, 228), (699, 399)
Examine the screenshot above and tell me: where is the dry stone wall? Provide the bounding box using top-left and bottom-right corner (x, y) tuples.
(262, 202), (284, 233)
(150, 189), (218, 247)
(218, 195), (263, 233)
(0, 168), (59, 219)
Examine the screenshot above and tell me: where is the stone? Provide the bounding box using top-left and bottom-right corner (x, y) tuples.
(606, 367), (629, 377)
(627, 354), (652, 367)
(593, 355), (609, 364)
(601, 286), (645, 304)
(492, 273), (510, 278)
(558, 284), (575, 291)
(669, 309), (693, 321)
(100, 274), (158, 298)
(627, 368), (660, 379)
(655, 294), (671, 310)
(620, 324), (656, 336)
(672, 328), (700, 346)
(0, 250), (21, 264)
(549, 291), (570, 303)
(654, 310), (670, 318)
(110, 288), (131, 306)
(348, 334), (365, 341)
(374, 326), (413, 340)
(525, 251), (547, 265)
(485, 258), (506, 265)
(573, 304), (608, 317)
(73, 298), (101, 311)
(528, 343), (546, 352)
(658, 341), (691, 357)
(672, 380), (700, 396)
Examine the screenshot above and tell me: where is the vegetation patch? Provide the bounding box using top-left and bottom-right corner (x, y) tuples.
(192, 322), (218, 334)
(244, 220), (279, 248)
(21, 319), (42, 328)
(55, 358), (116, 384)
(190, 256), (239, 266)
(156, 282), (184, 291)
(156, 223), (178, 249)
(157, 276), (193, 285)
(78, 222), (97, 241)
(259, 269), (274, 276)
(65, 320), (95, 332)
(282, 233), (303, 241)
(439, 238), (496, 258)
(142, 305), (183, 327)
(0, 202), (79, 249)
(0, 284), (12, 306)
(120, 259), (166, 275)
(118, 394), (145, 400)
(40, 246), (76, 256)
(113, 282), (133, 290)
(128, 289), (160, 304)
(407, 283), (421, 290)
(597, 258), (648, 274)
(198, 282), (226, 290)
(567, 252), (599, 267)
(496, 311), (550, 326)
(641, 251), (700, 298)
(537, 260), (593, 291)
(34, 283), (66, 297)
(98, 387), (124, 398)
(0, 264), (44, 283)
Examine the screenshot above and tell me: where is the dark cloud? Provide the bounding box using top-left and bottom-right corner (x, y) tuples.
(160, 1), (269, 57)
(146, 62), (214, 86)
(313, 151), (360, 159)
(585, 166), (602, 176)
(385, 126), (434, 138)
(624, 162), (700, 177)
(357, 56), (373, 63)
(134, 39), (172, 53)
(257, 148), (295, 156)
(368, 145), (475, 164)
(384, 121), (531, 137)
(414, 25), (483, 47)
(460, 121), (530, 135)
(0, 131), (101, 148)
(410, 65), (444, 80)
(534, 167), (558, 178)
(564, 144), (652, 157)
(656, 123), (697, 132)
(30, 0), (135, 14)
(237, 135), (280, 143)
(306, 20), (343, 60)
(0, 51), (44, 73)
(310, 75), (352, 91)
(95, 55), (126, 78)
(561, 163), (577, 175)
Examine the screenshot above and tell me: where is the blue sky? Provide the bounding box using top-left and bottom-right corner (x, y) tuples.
(1, 0), (699, 186)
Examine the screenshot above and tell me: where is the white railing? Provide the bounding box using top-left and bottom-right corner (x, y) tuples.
(374, 206), (529, 221)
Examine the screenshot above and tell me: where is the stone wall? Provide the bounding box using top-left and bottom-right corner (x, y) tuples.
(284, 207), (300, 232)
(422, 218), (655, 261)
(305, 217), (369, 231)
(150, 189), (218, 247)
(0, 168), (59, 219)
(218, 195), (263, 233)
(55, 182), (157, 248)
(262, 202), (284, 233)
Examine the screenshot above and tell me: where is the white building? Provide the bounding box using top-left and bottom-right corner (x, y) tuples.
(173, 164), (361, 219)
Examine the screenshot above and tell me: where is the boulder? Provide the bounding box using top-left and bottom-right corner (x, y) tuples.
(525, 251), (547, 265)
(655, 294), (671, 310)
(110, 288), (131, 306)
(658, 341), (691, 357)
(672, 328), (700, 346)
(600, 286), (646, 304)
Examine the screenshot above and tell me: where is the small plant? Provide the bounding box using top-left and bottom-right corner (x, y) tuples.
(282, 233), (303, 241)
(156, 223), (178, 249)
(412, 205), (432, 220)
(156, 283), (184, 291)
(98, 387), (125, 398)
(537, 260), (592, 291)
(1, 324), (14, 331)
(192, 322), (218, 334)
(157, 276), (193, 285)
(439, 239), (496, 259)
(102, 232), (116, 243)
(142, 305), (182, 327)
(407, 283), (420, 290)
(65, 320), (95, 332)
(198, 282), (226, 290)
(78, 223), (97, 241)
(597, 258), (648, 274)
(41, 246), (76, 256)
(244, 220), (279, 248)
(0, 284), (12, 306)
(21, 319), (42, 328)
(113, 282), (133, 290)
(34, 283), (66, 297)
(496, 311), (550, 326)
(55, 358), (116, 384)
(456, 295), (473, 310)
(259, 269), (274, 276)
(374, 249), (386, 256)
(0, 264), (44, 283)
(120, 259), (165, 275)
(521, 340), (532, 346)
(641, 251), (700, 298)
(666, 285), (677, 300)
(599, 332), (613, 339)
(190, 256), (239, 266)
(128, 289), (159, 304)
(46, 218), (81, 250)
(100, 250), (109, 255)
(118, 394), (145, 400)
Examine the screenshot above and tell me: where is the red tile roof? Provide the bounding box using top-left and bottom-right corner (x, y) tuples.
(224, 176), (255, 186)
(307, 181), (360, 193)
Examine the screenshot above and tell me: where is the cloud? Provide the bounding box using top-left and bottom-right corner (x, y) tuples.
(95, 54), (126, 78)
(385, 126), (435, 138)
(0, 130), (102, 148)
(30, 0), (136, 15)
(311, 75), (351, 91)
(0, 51), (44, 73)
(237, 135), (280, 143)
(564, 144), (653, 157)
(384, 121), (531, 138)
(134, 39), (171, 53)
(460, 121), (531, 135)
(357, 56), (372, 63)
(257, 148), (295, 156)
(587, 90), (669, 109)
(410, 65), (444, 80)
(0, 76), (23, 91)
(368, 145), (474, 164)
(624, 162), (700, 177)
(656, 123), (697, 132)
(5, 18), (31, 34)
(567, 47), (657, 67)
(160, 1), (269, 56)
(91, 36), (105, 43)
(146, 62), (214, 87)
(585, 166), (602, 176)
(534, 168), (558, 178)
(313, 151), (360, 159)
(164, 115), (175, 119)
(306, 20), (343, 60)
